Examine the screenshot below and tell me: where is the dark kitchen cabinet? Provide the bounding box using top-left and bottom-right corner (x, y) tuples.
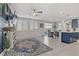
(61, 32), (79, 43)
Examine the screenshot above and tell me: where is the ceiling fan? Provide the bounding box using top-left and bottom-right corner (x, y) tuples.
(33, 9), (43, 16)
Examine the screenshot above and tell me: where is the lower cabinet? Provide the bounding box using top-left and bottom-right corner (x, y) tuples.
(61, 32), (79, 43)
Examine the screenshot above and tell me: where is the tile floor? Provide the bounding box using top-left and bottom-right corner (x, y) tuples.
(35, 35), (79, 56)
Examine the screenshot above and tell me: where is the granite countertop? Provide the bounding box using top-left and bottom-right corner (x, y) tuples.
(61, 31), (79, 33)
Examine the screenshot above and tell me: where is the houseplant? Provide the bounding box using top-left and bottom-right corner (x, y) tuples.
(3, 33), (10, 51)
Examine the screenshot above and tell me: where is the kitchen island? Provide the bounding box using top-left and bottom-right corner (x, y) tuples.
(61, 32), (79, 43)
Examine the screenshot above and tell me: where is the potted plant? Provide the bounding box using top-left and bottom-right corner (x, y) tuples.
(3, 33), (10, 51)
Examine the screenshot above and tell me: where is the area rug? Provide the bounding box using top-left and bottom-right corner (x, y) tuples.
(4, 38), (53, 56)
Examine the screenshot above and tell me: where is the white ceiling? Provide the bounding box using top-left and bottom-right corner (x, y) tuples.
(9, 3), (79, 22)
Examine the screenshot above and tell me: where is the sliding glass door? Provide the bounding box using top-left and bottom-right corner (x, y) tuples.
(16, 18), (39, 31)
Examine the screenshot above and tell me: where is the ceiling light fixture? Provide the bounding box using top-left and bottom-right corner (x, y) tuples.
(33, 9), (43, 16)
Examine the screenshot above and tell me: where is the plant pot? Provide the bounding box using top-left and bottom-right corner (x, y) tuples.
(6, 48), (10, 52)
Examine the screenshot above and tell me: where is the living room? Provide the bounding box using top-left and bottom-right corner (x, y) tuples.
(1, 3), (79, 56)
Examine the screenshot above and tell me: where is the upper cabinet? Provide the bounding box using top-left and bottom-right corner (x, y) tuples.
(71, 17), (78, 31)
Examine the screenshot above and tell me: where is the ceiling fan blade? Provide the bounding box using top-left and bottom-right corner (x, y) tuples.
(32, 9), (43, 16)
(37, 11), (43, 13)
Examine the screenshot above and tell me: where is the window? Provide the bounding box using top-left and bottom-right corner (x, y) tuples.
(44, 23), (52, 29)
(16, 19), (22, 31)
(34, 21), (39, 29)
(16, 18), (54, 31)
(29, 20), (34, 30)
(22, 20), (28, 31)
(16, 19), (39, 31)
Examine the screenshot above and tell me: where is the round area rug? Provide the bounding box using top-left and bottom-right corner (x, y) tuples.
(14, 39), (40, 53)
